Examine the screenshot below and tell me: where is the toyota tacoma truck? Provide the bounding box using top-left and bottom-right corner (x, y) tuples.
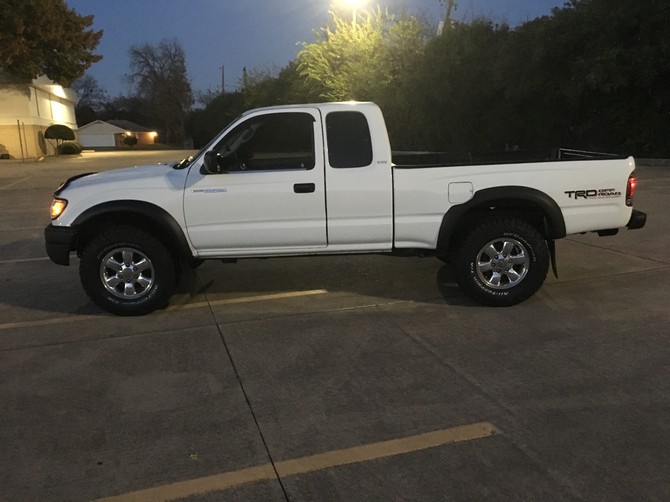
(44, 102), (647, 315)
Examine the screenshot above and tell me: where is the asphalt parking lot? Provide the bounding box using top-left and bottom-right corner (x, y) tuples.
(0, 151), (668, 501)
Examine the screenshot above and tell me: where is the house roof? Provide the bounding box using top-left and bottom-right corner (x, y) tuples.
(78, 119), (156, 134)
(106, 120), (154, 132)
(78, 120), (127, 134)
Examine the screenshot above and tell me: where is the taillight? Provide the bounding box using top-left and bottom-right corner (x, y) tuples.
(626, 172), (637, 207)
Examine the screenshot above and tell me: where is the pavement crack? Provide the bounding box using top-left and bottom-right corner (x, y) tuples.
(201, 284), (291, 502)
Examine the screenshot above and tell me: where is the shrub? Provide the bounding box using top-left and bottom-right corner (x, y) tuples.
(45, 124), (75, 143)
(57, 141), (83, 155)
(123, 135), (138, 147)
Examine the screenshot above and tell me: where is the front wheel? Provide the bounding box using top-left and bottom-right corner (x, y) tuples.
(454, 217), (549, 307)
(79, 226), (178, 316)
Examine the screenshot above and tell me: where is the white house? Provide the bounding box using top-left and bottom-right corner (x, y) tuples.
(0, 73), (78, 159)
(78, 119), (158, 148)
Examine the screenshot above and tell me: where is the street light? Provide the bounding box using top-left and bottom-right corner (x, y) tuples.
(335, 0), (367, 26)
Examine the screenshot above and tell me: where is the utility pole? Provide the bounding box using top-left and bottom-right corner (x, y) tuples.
(445, 0), (456, 25)
(437, 0), (456, 35)
(220, 65), (225, 95)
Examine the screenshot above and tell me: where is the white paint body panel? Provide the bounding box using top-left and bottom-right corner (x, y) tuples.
(392, 157), (635, 248)
(184, 107), (328, 254)
(52, 102), (637, 260)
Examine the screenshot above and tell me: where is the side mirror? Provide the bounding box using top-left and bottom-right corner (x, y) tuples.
(202, 150), (220, 174)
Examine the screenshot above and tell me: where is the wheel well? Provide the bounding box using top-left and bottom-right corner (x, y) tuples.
(438, 194), (564, 256)
(73, 203), (192, 264)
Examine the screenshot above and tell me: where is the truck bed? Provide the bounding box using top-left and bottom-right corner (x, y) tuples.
(392, 148), (623, 168)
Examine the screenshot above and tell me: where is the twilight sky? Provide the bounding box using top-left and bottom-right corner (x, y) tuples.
(66, 0), (566, 97)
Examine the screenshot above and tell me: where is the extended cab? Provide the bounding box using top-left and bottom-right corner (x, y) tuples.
(45, 102), (646, 315)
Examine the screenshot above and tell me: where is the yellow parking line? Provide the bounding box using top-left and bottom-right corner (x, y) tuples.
(166, 289), (328, 310)
(0, 315), (98, 331)
(0, 176), (32, 191)
(96, 422), (500, 502)
(0, 290), (329, 331)
(0, 257), (50, 264)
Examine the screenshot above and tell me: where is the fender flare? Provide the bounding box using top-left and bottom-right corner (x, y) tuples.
(72, 200), (193, 259)
(437, 186), (566, 253)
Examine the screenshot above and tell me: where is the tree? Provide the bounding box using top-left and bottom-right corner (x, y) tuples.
(414, 20), (511, 152)
(0, 0), (102, 85)
(297, 10), (429, 148)
(71, 74), (108, 125)
(186, 91), (246, 148)
(297, 11), (387, 101)
(127, 39), (193, 145)
(99, 95), (153, 129)
(45, 124), (75, 152)
(72, 75), (108, 110)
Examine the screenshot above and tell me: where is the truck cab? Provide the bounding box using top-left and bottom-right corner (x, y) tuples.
(184, 103), (394, 256)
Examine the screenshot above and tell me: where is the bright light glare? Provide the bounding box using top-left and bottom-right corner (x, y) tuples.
(334, 0), (368, 14)
(334, 0), (367, 24)
(336, 0), (367, 8)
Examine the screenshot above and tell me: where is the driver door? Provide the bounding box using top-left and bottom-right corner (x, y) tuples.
(183, 108), (327, 255)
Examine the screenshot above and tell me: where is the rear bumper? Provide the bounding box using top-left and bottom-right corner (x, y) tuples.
(44, 224), (78, 265)
(627, 209), (647, 230)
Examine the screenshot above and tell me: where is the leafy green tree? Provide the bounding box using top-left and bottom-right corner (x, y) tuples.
(297, 10), (387, 101)
(186, 91), (246, 148)
(548, 0), (670, 155)
(495, 0), (670, 155)
(413, 20), (511, 152)
(0, 0), (102, 85)
(128, 39), (193, 145)
(297, 10), (429, 148)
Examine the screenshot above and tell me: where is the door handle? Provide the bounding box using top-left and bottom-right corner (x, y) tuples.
(294, 183), (315, 193)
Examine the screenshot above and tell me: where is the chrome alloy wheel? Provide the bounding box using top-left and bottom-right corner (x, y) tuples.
(99, 247), (155, 299)
(476, 237), (530, 290)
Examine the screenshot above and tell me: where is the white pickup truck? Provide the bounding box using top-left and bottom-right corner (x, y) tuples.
(45, 102), (646, 315)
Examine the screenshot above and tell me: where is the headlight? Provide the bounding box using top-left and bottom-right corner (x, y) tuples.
(50, 198), (68, 219)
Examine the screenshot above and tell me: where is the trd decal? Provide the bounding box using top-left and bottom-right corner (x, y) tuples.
(565, 188), (621, 200)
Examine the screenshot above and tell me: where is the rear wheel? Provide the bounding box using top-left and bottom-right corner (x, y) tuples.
(454, 217), (549, 306)
(80, 226), (177, 315)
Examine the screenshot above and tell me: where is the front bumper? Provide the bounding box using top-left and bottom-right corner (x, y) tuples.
(627, 209), (647, 230)
(44, 224), (78, 265)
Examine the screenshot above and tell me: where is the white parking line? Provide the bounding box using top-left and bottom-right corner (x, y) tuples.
(96, 422), (500, 502)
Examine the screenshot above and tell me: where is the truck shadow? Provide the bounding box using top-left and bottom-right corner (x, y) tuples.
(181, 254), (478, 309)
(0, 252), (477, 317)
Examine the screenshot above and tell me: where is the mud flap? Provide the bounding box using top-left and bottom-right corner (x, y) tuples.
(547, 239), (558, 278)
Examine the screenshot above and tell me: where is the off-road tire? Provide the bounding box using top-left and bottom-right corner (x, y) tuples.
(79, 226), (177, 316)
(454, 217), (549, 307)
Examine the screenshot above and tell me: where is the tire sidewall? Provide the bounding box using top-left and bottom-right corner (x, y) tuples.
(457, 219), (549, 306)
(80, 228), (176, 315)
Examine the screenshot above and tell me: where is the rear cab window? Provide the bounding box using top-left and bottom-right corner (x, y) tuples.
(326, 111), (373, 168)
